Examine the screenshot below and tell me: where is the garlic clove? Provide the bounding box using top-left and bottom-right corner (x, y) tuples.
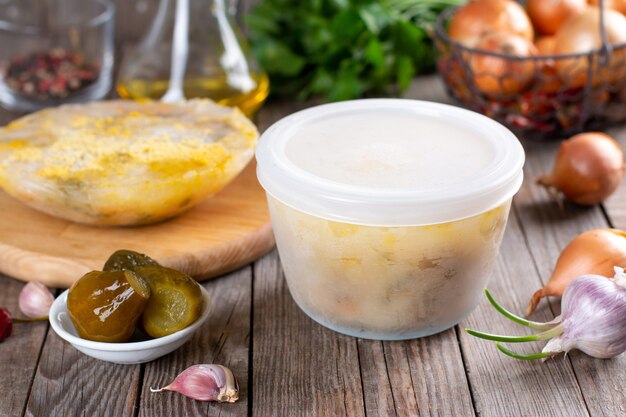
(0, 308), (12, 342)
(541, 336), (566, 357)
(151, 364), (239, 403)
(542, 332), (626, 359)
(18, 282), (54, 319)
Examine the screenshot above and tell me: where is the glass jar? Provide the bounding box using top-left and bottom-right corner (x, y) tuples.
(0, 0), (114, 111)
(117, 0), (268, 117)
(256, 100), (525, 340)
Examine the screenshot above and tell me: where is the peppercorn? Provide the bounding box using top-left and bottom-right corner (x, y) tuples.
(0, 308), (12, 343)
(1, 48), (99, 100)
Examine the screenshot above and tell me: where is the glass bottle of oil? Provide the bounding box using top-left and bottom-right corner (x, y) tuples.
(117, 0), (268, 117)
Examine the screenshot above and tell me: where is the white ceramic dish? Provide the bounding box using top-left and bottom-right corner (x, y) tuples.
(49, 285), (211, 364)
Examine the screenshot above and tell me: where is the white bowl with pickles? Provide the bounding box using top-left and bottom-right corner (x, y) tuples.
(49, 250), (211, 364)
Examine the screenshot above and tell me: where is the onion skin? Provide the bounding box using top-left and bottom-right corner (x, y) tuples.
(588, 0), (626, 15)
(537, 132), (625, 205)
(534, 36), (562, 93)
(470, 31), (537, 96)
(535, 65), (563, 93)
(535, 36), (557, 55)
(528, 0), (587, 36)
(527, 229), (626, 315)
(554, 8), (626, 88)
(449, 0), (534, 47)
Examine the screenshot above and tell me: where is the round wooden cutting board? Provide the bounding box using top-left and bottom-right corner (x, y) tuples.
(0, 160), (274, 288)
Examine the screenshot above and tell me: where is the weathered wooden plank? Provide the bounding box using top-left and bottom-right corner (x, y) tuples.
(566, 357), (626, 417)
(459, 211), (589, 417)
(603, 126), (626, 230)
(404, 75), (453, 105)
(252, 250), (365, 417)
(0, 275), (49, 417)
(358, 331), (475, 417)
(383, 330), (474, 417)
(138, 268), (251, 417)
(356, 341), (397, 417)
(519, 139), (626, 417)
(24, 328), (141, 417)
(0, 106), (15, 119)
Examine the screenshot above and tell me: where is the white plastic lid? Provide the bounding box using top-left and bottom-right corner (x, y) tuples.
(256, 99), (524, 226)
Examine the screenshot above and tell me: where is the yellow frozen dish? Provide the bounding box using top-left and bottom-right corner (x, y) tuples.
(0, 99), (258, 225)
(269, 198), (509, 336)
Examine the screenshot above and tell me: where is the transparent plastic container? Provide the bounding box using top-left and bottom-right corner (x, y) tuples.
(256, 99), (525, 340)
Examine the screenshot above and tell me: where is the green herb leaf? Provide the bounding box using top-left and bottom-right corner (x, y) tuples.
(246, 0), (463, 101)
(253, 39), (306, 77)
(359, 3), (392, 35)
(364, 38), (385, 69)
(395, 54), (415, 91)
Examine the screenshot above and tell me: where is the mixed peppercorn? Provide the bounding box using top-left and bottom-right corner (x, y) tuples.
(1, 48), (99, 100)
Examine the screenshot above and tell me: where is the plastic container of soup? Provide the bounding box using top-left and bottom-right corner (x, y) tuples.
(256, 99), (525, 340)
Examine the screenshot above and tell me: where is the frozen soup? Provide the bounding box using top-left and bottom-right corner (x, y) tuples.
(256, 100), (524, 340)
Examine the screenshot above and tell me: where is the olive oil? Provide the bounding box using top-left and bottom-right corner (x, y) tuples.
(117, 72), (269, 117)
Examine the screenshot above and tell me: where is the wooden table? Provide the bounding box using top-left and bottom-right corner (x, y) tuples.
(2, 4), (626, 414)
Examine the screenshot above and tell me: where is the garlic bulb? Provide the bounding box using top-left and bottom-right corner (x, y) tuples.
(542, 270), (626, 358)
(467, 268), (626, 360)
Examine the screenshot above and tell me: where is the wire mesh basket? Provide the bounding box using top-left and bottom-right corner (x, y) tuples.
(434, 6), (626, 140)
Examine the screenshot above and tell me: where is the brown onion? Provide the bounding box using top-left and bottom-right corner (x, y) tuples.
(535, 36), (558, 55)
(528, 0), (587, 35)
(449, 0), (534, 47)
(534, 37), (562, 92)
(537, 132), (625, 205)
(589, 0), (626, 15)
(470, 31), (537, 96)
(554, 7), (626, 87)
(527, 228), (626, 315)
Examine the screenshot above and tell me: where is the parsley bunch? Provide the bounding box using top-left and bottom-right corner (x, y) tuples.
(245, 0), (462, 101)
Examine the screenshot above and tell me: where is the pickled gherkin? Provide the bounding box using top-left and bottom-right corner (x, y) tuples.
(104, 249), (205, 338)
(104, 249), (158, 272)
(67, 249), (205, 343)
(67, 270), (151, 342)
(134, 265), (204, 338)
